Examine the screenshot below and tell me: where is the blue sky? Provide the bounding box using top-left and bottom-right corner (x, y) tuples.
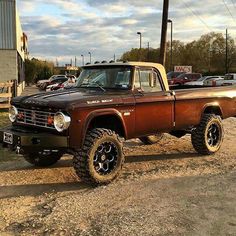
(17, 0), (236, 66)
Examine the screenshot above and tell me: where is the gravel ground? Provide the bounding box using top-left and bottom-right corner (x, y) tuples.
(0, 87), (235, 235)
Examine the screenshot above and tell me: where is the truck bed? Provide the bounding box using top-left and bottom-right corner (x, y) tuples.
(172, 85), (236, 130)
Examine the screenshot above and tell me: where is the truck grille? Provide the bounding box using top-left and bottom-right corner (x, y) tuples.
(16, 108), (56, 129)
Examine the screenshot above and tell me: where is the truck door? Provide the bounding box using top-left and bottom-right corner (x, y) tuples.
(134, 67), (175, 137)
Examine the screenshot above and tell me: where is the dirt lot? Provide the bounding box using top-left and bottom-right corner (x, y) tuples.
(0, 88), (235, 235)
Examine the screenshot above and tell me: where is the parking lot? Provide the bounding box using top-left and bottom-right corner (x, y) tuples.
(0, 88), (235, 235)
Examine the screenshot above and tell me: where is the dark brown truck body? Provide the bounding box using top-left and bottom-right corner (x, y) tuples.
(1, 62), (236, 152)
(66, 86), (236, 150)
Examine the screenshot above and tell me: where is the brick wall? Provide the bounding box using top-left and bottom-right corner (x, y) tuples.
(0, 50), (24, 95)
(0, 50), (17, 82)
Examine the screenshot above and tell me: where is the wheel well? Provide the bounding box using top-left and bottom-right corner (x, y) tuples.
(88, 115), (126, 138)
(204, 106), (222, 117)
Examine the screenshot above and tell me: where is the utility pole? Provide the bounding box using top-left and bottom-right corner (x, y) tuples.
(75, 56), (77, 67)
(147, 42), (150, 61)
(88, 52), (92, 64)
(168, 19), (173, 70)
(137, 32), (142, 61)
(56, 58), (59, 67)
(159, 0), (169, 66)
(226, 28), (228, 74)
(81, 55), (84, 66)
(114, 54), (116, 61)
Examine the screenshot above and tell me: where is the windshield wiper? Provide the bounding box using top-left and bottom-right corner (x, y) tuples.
(78, 83), (106, 92)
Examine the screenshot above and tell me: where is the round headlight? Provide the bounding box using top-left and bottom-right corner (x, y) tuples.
(9, 106), (18, 122)
(54, 112), (71, 132)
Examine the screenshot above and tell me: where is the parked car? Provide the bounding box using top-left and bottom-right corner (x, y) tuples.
(215, 73), (236, 86)
(168, 73), (202, 86)
(46, 78), (77, 92)
(36, 75), (65, 88)
(46, 82), (62, 92)
(203, 76), (224, 86)
(1, 62), (236, 185)
(185, 76), (223, 86)
(39, 75), (68, 90)
(167, 71), (184, 80)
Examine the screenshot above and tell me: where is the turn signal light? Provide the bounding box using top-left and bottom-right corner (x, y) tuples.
(17, 112), (24, 120)
(47, 116), (54, 125)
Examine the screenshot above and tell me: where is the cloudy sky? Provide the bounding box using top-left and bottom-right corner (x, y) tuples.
(17, 0), (236, 66)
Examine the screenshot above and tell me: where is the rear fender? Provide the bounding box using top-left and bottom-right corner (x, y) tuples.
(202, 103), (223, 118)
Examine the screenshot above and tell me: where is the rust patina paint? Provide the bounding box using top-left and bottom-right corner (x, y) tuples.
(3, 62), (236, 150)
(66, 62), (236, 149)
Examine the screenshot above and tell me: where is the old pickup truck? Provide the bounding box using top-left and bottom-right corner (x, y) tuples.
(1, 62), (236, 184)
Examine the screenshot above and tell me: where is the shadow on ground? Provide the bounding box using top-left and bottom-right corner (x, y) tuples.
(125, 152), (200, 163)
(0, 182), (91, 199)
(0, 152), (200, 172)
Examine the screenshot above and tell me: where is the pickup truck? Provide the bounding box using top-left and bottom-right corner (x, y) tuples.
(1, 62), (236, 185)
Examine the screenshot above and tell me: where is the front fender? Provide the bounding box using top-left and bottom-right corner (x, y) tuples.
(81, 108), (128, 145)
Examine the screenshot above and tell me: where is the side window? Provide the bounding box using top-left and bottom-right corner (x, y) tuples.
(135, 69), (162, 92)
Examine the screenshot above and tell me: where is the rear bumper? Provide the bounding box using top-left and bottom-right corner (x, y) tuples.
(0, 126), (69, 153)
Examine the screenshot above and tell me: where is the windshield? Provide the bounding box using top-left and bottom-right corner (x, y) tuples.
(76, 66), (132, 89)
(176, 74), (186, 79)
(49, 76), (56, 82)
(167, 71), (183, 79)
(198, 77), (207, 81)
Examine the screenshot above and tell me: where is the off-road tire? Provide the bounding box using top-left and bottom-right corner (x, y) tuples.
(191, 114), (224, 155)
(23, 153), (62, 167)
(73, 128), (124, 185)
(139, 133), (164, 145)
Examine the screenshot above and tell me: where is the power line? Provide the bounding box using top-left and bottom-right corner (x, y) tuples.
(222, 0), (236, 24)
(182, 0), (212, 31)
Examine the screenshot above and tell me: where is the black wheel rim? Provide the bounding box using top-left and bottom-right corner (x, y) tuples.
(207, 123), (220, 147)
(93, 142), (118, 175)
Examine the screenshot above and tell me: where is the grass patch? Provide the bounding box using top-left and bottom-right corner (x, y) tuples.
(0, 110), (20, 163)
(0, 149), (21, 162)
(0, 110), (10, 128)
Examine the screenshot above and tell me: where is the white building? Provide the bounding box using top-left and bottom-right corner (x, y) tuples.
(0, 0), (28, 95)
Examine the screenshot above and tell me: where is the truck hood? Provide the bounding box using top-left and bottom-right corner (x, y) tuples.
(12, 88), (130, 110)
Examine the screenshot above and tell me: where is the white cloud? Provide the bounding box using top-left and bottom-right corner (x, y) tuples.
(17, 0), (236, 65)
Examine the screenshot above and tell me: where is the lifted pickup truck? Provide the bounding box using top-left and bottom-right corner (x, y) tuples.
(1, 62), (236, 184)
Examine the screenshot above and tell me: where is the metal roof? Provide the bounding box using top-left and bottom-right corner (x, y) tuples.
(0, 0), (16, 49)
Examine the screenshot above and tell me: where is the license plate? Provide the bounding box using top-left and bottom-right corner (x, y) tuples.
(3, 132), (13, 145)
